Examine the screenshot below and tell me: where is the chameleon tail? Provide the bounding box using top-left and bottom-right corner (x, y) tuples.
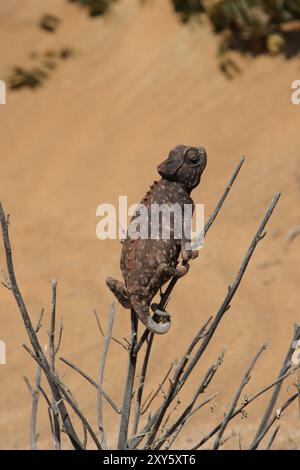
(131, 295), (171, 335)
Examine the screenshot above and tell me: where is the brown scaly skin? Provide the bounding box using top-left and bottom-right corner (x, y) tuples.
(106, 145), (207, 334)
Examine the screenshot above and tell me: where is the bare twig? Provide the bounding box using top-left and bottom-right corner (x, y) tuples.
(160, 393), (218, 450)
(49, 279), (61, 450)
(59, 357), (120, 413)
(141, 363), (173, 415)
(249, 393), (298, 450)
(192, 368), (295, 449)
(265, 425), (280, 450)
(213, 343), (268, 450)
(55, 317), (63, 356)
(24, 364), (41, 450)
(0, 203), (83, 450)
(35, 308), (44, 333)
(97, 303), (116, 449)
(23, 344), (102, 450)
(156, 349), (225, 449)
(250, 324), (300, 449)
(131, 334), (154, 438)
(118, 309), (138, 449)
(94, 308), (127, 351)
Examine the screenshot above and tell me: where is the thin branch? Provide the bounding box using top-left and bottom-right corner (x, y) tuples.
(265, 425), (280, 450)
(94, 308), (127, 351)
(249, 393), (298, 450)
(156, 349), (225, 450)
(131, 319), (216, 450)
(192, 368), (295, 449)
(250, 323), (300, 449)
(141, 363), (173, 415)
(97, 302), (116, 449)
(160, 393), (218, 450)
(117, 309), (138, 449)
(131, 334), (154, 438)
(49, 279), (61, 450)
(24, 365), (41, 450)
(213, 343), (268, 450)
(35, 308), (44, 333)
(59, 356), (121, 413)
(55, 317), (63, 356)
(0, 203), (83, 450)
(23, 344), (102, 450)
(134, 157), (245, 355)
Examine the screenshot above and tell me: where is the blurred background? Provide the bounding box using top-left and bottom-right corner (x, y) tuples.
(0, 0), (300, 449)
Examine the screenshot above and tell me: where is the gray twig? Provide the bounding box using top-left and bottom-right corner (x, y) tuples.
(117, 309), (138, 449)
(250, 324), (300, 449)
(23, 343), (102, 450)
(250, 393), (298, 450)
(59, 356), (121, 413)
(213, 343), (268, 450)
(24, 364), (41, 450)
(265, 425), (280, 450)
(35, 308), (44, 333)
(49, 279), (61, 450)
(192, 368), (295, 449)
(156, 350), (225, 449)
(0, 203), (83, 450)
(97, 302), (116, 449)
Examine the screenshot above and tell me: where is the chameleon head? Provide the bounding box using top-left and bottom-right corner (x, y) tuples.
(157, 145), (207, 190)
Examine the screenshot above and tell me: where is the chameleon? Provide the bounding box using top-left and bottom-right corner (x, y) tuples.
(106, 145), (207, 334)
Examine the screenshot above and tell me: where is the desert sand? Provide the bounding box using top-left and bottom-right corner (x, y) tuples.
(0, 0), (300, 450)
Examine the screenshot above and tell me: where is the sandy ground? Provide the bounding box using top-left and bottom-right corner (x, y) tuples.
(0, 0), (300, 450)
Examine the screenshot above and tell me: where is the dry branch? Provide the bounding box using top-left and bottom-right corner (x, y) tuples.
(59, 356), (120, 413)
(0, 203), (83, 450)
(213, 343), (268, 450)
(23, 343), (102, 450)
(118, 310), (138, 449)
(49, 279), (61, 450)
(24, 364), (41, 450)
(250, 324), (300, 449)
(97, 302), (116, 449)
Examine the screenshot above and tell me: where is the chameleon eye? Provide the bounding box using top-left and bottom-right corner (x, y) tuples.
(189, 154), (199, 164)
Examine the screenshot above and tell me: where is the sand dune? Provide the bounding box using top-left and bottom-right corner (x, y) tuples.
(0, 0), (300, 449)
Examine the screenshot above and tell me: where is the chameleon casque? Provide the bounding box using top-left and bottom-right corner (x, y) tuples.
(106, 145), (207, 334)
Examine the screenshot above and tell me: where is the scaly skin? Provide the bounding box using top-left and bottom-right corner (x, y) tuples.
(106, 145), (207, 334)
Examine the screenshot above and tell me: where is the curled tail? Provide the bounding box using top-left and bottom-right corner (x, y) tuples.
(131, 295), (171, 335)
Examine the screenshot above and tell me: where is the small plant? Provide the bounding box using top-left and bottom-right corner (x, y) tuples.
(171, 0), (300, 56)
(8, 49), (74, 91)
(171, 0), (205, 23)
(39, 14), (61, 32)
(68, 0), (119, 17)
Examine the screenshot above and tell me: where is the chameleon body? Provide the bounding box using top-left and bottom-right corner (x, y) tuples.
(106, 145), (207, 334)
